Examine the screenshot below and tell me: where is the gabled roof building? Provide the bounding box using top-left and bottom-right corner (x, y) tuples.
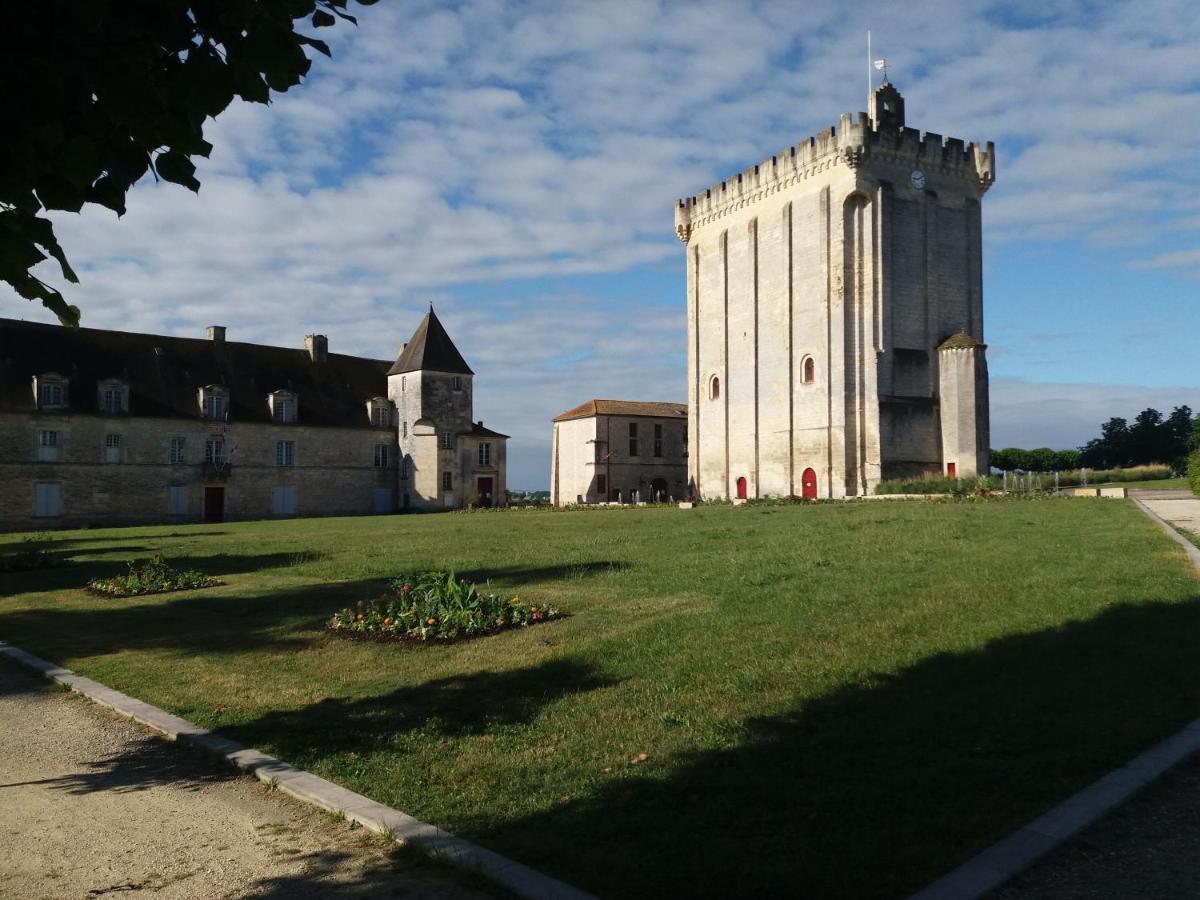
(551, 399), (687, 506)
(0, 308), (506, 529)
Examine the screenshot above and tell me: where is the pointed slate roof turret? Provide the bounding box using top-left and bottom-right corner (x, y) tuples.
(387, 307), (474, 376)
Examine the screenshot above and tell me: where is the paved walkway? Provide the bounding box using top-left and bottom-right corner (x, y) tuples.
(1135, 488), (1200, 537)
(0, 659), (488, 900)
(992, 489), (1200, 897)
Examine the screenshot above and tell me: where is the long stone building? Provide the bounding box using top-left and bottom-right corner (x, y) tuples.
(550, 400), (687, 505)
(675, 82), (994, 500)
(0, 308), (505, 529)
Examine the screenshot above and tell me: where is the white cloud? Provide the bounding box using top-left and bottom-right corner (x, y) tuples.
(3, 0), (1199, 487)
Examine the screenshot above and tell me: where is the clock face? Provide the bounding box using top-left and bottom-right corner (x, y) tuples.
(910, 168), (927, 190)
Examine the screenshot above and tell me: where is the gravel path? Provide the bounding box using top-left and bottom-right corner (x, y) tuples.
(0, 659), (492, 899)
(994, 752), (1200, 898)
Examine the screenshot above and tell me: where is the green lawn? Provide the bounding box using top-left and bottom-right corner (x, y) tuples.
(2, 499), (1197, 898)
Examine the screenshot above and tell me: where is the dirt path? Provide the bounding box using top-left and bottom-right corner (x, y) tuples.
(0, 659), (492, 899)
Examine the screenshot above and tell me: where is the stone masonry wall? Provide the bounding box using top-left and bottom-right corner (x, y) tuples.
(0, 411), (397, 530)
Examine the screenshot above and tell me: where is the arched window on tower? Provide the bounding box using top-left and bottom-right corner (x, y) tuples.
(709, 374), (720, 401)
(801, 356), (815, 385)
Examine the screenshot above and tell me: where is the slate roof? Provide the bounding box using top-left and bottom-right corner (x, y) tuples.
(553, 399), (688, 422)
(938, 332), (986, 350)
(387, 308), (473, 376)
(0, 318), (391, 428)
(469, 421), (509, 439)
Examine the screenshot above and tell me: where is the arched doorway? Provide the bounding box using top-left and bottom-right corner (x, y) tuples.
(650, 478), (668, 502)
(801, 468), (817, 500)
(735, 476), (748, 500)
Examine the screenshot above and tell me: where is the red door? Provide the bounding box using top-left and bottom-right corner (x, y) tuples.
(477, 477), (493, 508)
(947, 462), (957, 477)
(203, 487), (225, 523)
(801, 468), (817, 500)
(735, 476), (748, 500)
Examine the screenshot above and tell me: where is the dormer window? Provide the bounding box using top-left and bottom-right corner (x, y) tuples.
(98, 379), (129, 414)
(269, 390), (298, 424)
(34, 373), (69, 410)
(199, 386), (228, 421)
(367, 398), (392, 428)
(452, 376), (463, 391)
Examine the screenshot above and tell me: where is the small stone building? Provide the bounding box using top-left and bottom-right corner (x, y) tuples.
(388, 308), (508, 510)
(0, 309), (506, 529)
(674, 82), (994, 499)
(550, 400), (687, 505)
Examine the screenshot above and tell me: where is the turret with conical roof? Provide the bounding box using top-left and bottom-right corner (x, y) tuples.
(387, 307), (505, 510)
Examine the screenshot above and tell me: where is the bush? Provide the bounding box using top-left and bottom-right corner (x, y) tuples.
(1053, 464), (1173, 487)
(328, 570), (561, 643)
(0, 538), (60, 573)
(875, 474), (1000, 496)
(1189, 450), (1200, 497)
(87, 554), (220, 597)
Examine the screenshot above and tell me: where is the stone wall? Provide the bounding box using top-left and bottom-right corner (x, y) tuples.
(551, 414), (687, 505)
(682, 90), (993, 500)
(0, 411), (397, 530)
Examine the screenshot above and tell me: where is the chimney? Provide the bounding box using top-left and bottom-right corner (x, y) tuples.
(206, 325), (226, 342)
(305, 334), (328, 362)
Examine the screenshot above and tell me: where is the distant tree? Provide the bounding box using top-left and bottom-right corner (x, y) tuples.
(0, 0), (375, 326)
(1080, 417), (1131, 469)
(1052, 448), (1082, 471)
(1164, 405), (1194, 467)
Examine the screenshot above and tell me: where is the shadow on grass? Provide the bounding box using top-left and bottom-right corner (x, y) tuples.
(0, 551), (326, 599)
(0, 577), (383, 654)
(220, 658), (618, 756)
(458, 560), (633, 585)
(466, 597), (1200, 899)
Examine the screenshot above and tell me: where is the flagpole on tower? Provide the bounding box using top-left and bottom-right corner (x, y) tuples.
(867, 29), (872, 101)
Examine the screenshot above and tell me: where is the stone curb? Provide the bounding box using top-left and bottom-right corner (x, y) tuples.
(909, 497), (1200, 899)
(1130, 494), (1200, 571)
(0, 643), (597, 900)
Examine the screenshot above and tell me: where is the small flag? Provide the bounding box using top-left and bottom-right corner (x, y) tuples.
(873, 59), (887, 70)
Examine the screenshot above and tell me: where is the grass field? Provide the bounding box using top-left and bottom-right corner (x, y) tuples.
(2, 498), (1197, 898)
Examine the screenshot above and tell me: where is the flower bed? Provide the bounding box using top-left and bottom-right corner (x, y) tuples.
(87, 554), (221, 597)
(328, 570), (560, 643)
(0, 539), (61, 573)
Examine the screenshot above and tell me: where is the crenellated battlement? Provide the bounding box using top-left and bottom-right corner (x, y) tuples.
(675, 92), (995, 242)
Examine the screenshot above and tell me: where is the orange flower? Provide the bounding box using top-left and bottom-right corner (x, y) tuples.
(383, 617), (391, 626)
(427, 617), (437, 626)
(355, 613), (363, 621)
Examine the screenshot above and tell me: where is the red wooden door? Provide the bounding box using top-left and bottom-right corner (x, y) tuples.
(947, 462), (957, 477)
(801, 468), (817, 500)
(203, 487), (224, 523)
(735, 476), (747, 499)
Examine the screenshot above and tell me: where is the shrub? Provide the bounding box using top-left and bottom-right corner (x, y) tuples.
(875, 474), (1001, 496)
(328, 570), (561, 643)
(1189, 450), (1200, 497)
(87, 554), (220, 597)
(1053, 464), (1173, 487)
(0, 538), (60, 573)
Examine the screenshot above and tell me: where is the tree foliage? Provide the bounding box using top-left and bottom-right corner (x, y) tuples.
(991, 405), (1197, 472)
(1079, 406), (1194, 470)
(0, 0), (375, 326)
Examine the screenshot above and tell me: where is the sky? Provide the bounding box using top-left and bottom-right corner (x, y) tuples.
(5, 0), (1198, 488)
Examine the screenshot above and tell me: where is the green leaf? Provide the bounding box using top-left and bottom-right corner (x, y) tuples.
(153, 150), (200, 192)
(297, 34), (332, 57)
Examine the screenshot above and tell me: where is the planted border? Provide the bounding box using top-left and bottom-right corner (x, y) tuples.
(328, 571), (561, 643)
(87, 554), (221, 597)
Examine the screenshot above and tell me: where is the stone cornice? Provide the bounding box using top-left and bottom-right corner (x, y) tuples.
(675, 112), (995, 242)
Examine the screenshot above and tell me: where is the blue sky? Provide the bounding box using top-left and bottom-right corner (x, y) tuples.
(5, 0), (1198, 488)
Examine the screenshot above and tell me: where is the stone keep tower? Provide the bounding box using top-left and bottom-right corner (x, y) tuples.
(675, 82), (995, 500)
(388, 308), (507, 509)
